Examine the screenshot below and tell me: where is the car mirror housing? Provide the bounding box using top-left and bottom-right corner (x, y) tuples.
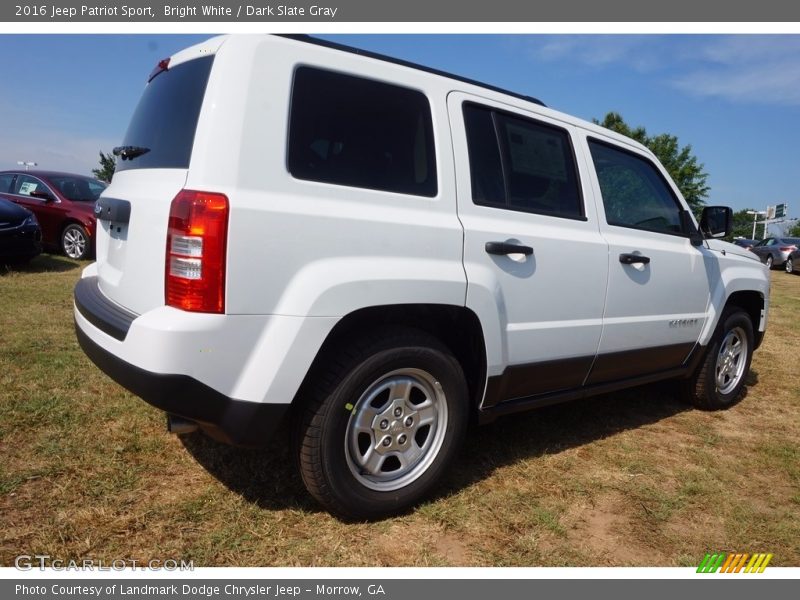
(699, 206), (733, 239)
(29, 190), (55, 202)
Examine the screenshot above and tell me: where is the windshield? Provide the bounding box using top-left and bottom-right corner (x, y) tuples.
(116, 56), (213, 172)
(49, 176), (107, 202)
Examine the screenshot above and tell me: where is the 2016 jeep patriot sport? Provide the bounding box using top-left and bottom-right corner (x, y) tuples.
(74, 35), (770, 519)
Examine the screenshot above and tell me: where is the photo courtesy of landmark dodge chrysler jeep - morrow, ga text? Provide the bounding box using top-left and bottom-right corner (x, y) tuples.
(74, 35), (770, 520)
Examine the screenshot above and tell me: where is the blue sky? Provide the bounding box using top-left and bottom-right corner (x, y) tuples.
(0, 34), (798, 226)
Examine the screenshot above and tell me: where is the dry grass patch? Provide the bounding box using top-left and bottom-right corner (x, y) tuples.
(1, 257), (798, 566)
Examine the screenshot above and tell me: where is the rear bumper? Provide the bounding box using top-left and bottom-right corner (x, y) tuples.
(75, 321), (288, 446)
(73, 270), (337, 446)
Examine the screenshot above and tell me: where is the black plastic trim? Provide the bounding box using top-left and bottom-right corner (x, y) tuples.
(585, 342), (695, 386)
(480, 342), (705, 421)
(74, 276), (137, 341)
(75, 324), (289, 447)
(94, 197), (131, 224)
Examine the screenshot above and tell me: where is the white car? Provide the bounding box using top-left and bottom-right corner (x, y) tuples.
(74, 35), (770, 519)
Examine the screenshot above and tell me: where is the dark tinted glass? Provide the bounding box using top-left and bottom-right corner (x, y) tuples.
(589, 140), (683, 235)
(0, 174), (14, 193)
(48, 176), (106, 202)
(463, 104), (504, 206)
(496, 113), (582, 218)
(463, 104), (583, 219)
(288, 67), (437, 197)
(116, 56), (213, 172)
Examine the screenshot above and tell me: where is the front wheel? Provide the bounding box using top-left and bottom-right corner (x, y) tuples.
(765, 255), (774, 269)
(296, 329), (468, 520)
(682, 308), (754, 410)
(61, 224), (90, 260)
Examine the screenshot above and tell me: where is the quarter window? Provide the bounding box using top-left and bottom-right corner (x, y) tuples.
(288, 67), (437, 197)
(463, 103), (583, 219)
(588, 140), (683, 235)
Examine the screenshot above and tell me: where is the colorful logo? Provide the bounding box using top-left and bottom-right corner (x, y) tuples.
(697, 553), (773, 573)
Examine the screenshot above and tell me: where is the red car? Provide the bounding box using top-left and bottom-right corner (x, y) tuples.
(0, 170), (106, 259)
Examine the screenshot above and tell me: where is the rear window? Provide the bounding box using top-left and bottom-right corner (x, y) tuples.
(116, 56), (213, 172)
(288, 66), (437, 197)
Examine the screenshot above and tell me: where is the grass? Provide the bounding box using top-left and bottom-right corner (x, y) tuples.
(1, 255), (799, 566)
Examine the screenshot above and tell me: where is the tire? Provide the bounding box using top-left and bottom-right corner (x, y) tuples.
(682, 308), (754, 410)
(786, 257), (795, 274)
(295, 329), (469, 520)
(61, 224), (90, 260)
(765, 255), (774, 269)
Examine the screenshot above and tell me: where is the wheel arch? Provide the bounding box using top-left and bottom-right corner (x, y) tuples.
(294, 304), (488, 419)
(724, 290), (766, 350)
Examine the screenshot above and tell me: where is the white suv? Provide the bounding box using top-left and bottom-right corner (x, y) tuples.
(74, 35), (770, 519)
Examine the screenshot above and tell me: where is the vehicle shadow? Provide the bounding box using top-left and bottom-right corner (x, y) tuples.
(179, 378), (725, 517)
(0, 254), (80, 275)
(180, 426), (319, 513)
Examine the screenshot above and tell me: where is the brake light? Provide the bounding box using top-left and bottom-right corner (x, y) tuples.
(165, 189), (229, 313)
(148, 57), (170, 82)
(779, 246), (795, 252)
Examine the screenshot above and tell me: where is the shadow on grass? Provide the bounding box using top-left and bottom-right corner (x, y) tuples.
(180, 379), (707, 516)
(180, 426), (320, 514)
(1, 254), (80, 275)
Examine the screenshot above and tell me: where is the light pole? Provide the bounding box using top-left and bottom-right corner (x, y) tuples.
(746, 210), (765, 240)
(16, 161), (37, 171)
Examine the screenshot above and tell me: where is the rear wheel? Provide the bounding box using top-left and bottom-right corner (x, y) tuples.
(296, 329), (468, 520)
(682, 308), (754, 410)
(786, 257), (795, 274)
(61, 224), (90, 260)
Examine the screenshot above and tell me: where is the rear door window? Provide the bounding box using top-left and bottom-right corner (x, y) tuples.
(288, 67), (437, 197)
(115, 56), (213, 172)
(462, 103), (584, 219)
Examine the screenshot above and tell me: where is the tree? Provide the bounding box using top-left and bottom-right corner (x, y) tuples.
(594, 112), (710, 215)
(731, 209), (760, 240)
(787, 220), (800, 237)
(92, 151), (116, 183)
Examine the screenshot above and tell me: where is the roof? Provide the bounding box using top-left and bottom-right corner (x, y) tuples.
(279, 34), (547, 108)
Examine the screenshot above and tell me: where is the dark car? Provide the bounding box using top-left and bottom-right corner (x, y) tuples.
(0, 197), (41, 264)
(732, 238), (757, 250)
(0, 170), (107, 260)
(749, 236), (800, 269)
(785, 248), (800, 275)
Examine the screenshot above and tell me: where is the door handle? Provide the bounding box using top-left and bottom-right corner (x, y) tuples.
(485, 241), (533, 256)
(619, 253), (650, 265)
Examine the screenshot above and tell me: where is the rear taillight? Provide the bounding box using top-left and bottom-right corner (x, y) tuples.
(779, 246), (795, 252)
(166, 189), (229, 313)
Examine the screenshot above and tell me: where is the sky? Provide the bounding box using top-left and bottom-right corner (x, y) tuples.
(0, 34), (798, 228)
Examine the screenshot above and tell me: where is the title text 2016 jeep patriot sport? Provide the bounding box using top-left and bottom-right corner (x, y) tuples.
(74, 35), (770, 519)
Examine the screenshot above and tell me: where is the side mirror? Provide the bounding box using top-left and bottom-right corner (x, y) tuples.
(29, 189), (55, 202)
(699, 206), (733, 239)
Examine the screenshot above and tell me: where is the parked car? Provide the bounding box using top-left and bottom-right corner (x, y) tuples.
(0, 197), (41, 264)
(749, 236), (800, 269)
(0, 170), (106, 260)
(732, 238), (757, 250)
(74, 35), (770, 520)
(785, 248), (800, 274)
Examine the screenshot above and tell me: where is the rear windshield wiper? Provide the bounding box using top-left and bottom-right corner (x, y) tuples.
(113, 145), (151, 161)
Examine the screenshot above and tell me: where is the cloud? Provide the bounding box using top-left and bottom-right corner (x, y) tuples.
(671, 36), (800, 106)
(521, 35), (800, 107)
(521, 35), (673, 72)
